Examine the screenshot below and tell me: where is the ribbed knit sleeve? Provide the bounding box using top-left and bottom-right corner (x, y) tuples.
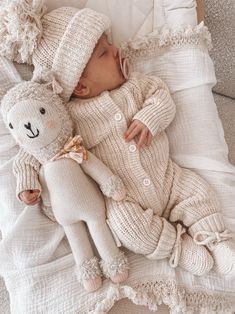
(133, 75), (176, 136)
(13, 148), (42, 199)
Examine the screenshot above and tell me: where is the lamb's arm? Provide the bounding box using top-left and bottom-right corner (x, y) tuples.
(81, 151), (126, 201)
(13, 148), (42, 200)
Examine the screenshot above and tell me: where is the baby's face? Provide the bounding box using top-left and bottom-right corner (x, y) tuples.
(75, 34), (126, 98)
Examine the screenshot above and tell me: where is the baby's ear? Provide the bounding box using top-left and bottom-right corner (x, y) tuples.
(73, 77), (91, 98)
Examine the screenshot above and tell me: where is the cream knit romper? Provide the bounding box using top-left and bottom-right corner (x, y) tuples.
(69, 72), (226, 261)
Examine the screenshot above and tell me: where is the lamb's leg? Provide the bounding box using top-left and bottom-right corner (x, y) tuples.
(42, 159), (105, 292)
(87, 219), (129, 283)
(64, 222), (102, 292)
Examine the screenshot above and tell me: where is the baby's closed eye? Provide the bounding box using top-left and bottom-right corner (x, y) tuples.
(99, 48), (107, 58)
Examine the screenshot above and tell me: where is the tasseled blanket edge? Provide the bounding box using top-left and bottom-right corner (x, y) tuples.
(120, 22), (212, 59)
(87, 279), (235, 314)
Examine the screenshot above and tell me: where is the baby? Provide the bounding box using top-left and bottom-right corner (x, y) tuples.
(1, 3), (234, 277)
(69, 33), (235, 276)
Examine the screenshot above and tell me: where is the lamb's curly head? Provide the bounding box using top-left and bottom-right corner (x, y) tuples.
(1, 81), (72, 153)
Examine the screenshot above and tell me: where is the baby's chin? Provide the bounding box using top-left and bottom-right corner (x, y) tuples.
(86, 74), (127, 98)
(117, 71), (126, 85)
(108, 75), (126, 92)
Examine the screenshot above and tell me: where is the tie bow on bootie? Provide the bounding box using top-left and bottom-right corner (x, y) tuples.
(193, 229), (235, 275)
(193, 229), (233, 248)
(169, 224), (186, 268)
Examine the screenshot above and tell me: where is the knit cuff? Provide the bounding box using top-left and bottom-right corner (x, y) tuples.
(16, 164), (42, 201)
(188, 213), (226, 237)
(133, 105), (158, 136)
(133, 93), (176, 136)
(146, 218), (176, 260)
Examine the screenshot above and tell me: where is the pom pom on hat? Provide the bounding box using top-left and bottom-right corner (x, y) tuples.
(0, 0), (47, 64)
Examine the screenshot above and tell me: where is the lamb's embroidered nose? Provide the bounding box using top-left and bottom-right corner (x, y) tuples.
(23, 122), (40, 138)
(24, 122), (31, 130)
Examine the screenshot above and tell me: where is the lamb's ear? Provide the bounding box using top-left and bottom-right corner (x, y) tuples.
(32, 66), (53, 84)
(52, 78), (63, 95)
(32, 68), (63, 95)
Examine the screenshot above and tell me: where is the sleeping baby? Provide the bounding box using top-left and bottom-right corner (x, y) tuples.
(0, 3), (234, 277)
(68, 32), (235, 277)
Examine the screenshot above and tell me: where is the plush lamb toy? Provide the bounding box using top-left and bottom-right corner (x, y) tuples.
(1, 80), (129, 292)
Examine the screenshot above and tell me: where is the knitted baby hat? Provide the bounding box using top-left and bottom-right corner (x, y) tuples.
(0, 0), (110, 101)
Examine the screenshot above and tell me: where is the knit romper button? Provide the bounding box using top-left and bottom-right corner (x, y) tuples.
(143, 178), (151, 186)
(129, 144), (136, 152)
(114, 113), (122, 121)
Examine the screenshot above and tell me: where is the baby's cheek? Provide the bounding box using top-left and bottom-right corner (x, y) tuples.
(46, 120), (57, 129)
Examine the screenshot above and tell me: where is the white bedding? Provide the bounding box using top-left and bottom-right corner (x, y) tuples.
(0, 1), (235, 313)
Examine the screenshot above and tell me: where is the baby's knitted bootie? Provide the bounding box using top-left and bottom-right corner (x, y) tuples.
(204, 239), (235, 276)
(189, 213), (235, 276)
(169, 224), (214, 276)
(100, 251), (129, 283)
(77, 256), (102, 292)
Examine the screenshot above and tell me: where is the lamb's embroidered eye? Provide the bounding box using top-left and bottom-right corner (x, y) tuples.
(9, 123), (13, 129)
(40, 107), (46, 114)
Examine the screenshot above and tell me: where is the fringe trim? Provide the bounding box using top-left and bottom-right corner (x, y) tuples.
(100, 251), (129, 278)
(76, 256), (102, 282)
(120, 22), (212, 60)
(85, 280), (235, 314)
(100, 175), (126, 200)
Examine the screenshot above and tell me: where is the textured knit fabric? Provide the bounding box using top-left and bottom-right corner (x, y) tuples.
(13, 149), (41, 198)
(33, 6), (110, 101)
(68, 72), (226, 259)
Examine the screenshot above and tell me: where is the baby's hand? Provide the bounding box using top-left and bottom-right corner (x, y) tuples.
(124, 120), (153, 149)
(19, 189), (41, 206)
